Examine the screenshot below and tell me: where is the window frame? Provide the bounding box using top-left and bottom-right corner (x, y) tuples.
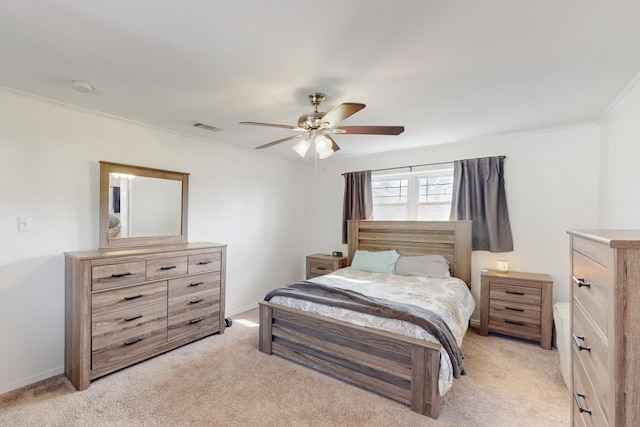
(371, 166), (454, 221)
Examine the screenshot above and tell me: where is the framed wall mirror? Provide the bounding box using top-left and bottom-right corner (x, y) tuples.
(99, 161), (189, 249)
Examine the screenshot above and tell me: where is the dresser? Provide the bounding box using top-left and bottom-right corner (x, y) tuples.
(306, 253), (348, 279)
(568, 230), (640, 426)
(65, 242), (226, 390)
(479, 269), (553, 349)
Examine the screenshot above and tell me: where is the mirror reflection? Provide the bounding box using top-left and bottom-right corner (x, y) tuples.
(108, 173), (183, 239)
(100, 161), (189, 249)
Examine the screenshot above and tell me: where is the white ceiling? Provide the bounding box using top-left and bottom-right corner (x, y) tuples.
(2, 1), (639, 160)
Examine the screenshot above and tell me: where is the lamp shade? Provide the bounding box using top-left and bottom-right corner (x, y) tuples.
(292, 138), (311, 158)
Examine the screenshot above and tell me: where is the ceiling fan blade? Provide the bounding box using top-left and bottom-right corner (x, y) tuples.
(320, 103), (366, 128)
(240, 121), (297, 130)
(333, 125), (405, 135)
(254, 134), (303, 150)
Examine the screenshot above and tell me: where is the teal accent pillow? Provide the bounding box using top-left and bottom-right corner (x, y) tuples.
(350, 249), (400, 274)
(395, 255), (451, 279)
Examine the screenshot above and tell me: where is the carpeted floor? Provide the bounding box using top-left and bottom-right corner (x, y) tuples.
(0, 307), (570, 426)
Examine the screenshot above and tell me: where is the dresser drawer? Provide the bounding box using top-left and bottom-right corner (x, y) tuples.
(188, 252), (222, 274)
(489, 283), (541, 305)
(167, 305), (220, 341)
(146, 256), (188, 280)
(168, 288), (220, 317)
(92, 281), (167, 318)
(92, 324), (168, 371)
(572, 235), (609, 268)
(573, 356), (607, 427)
(573, 300), (608, 417)
(92, 298), (168, 339)
(572, 250), (608, 336)
(92, 261), (146, 291)
(168, 272), (221, 299)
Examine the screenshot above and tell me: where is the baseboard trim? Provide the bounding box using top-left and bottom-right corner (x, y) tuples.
(0, 365), (64, 395)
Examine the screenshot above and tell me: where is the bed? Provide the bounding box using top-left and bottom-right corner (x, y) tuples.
(258, 220), (473, 418)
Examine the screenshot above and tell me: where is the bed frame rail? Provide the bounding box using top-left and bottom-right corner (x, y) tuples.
(259, 301), (442, 417)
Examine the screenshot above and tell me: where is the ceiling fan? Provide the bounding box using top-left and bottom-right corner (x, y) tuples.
(239, 92), (404, 159)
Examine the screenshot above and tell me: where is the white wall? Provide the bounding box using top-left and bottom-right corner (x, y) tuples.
(599, 74), (640, 227)
(0, 88), (306, 394)
(303, 125), (601, 320)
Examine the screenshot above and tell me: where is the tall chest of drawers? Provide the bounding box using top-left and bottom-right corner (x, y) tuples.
(568, 230), (640, 426)
(65, 242), (226, 391)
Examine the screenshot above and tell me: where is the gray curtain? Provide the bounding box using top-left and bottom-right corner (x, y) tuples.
(449, 156), (513, 252)
(342, 170), (373, 244)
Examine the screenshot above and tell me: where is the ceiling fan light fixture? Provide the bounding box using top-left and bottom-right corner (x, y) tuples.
(318, 148), (334, 159)
(314, 134), (331, 153)
(292, 138), (311, 158)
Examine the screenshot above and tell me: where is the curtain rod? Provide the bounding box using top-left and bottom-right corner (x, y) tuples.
(342, 156), (507, 175)
(342, 160), (453, 176)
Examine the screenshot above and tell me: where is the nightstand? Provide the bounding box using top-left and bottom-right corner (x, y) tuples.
(479, 269), (553, 349)
(306, 253), (348, 279)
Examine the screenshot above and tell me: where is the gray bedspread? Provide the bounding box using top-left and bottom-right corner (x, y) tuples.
(264, 280), (465, 378)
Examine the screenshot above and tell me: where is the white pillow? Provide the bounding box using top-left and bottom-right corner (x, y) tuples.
(395, 255), (451, 279)
(350, 249), (400, 274)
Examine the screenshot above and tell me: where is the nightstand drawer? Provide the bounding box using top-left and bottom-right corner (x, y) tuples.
(488, 299), (541, 324)
(309, 260), (336, 276)
(490, 283), (541, 304)
(488, 315), (541, 341)
(306, 253), (348, 279)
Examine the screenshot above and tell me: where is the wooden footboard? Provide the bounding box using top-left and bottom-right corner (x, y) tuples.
(259, 301), (442, 418)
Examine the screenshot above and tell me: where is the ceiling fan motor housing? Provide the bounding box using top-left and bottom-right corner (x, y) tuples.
(298, 111), (326, 130)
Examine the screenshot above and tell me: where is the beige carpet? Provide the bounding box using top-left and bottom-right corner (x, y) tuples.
(0, 308), (570, 426)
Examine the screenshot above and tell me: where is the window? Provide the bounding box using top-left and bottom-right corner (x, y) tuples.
(372, 167), (453, 220)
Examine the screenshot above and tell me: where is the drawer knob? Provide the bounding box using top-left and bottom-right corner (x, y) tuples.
(198, 260), (213, 265)
(189, 317), (204, 324)
(124, 314), (143, 322)
(573, 392), (592, 415)
(572, 334), (591, 352)
(124, 294), (143, 301)
(160, 265), (177, 271)
(111, 272), (132, 278)
(572, 276), (591, 288)
(124, 337), (143, 346)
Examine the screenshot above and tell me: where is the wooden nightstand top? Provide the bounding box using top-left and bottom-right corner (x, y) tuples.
(481, 269), (552, 283)
(307, 253), (348, 262)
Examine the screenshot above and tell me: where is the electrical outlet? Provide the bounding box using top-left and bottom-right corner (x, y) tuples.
(18, 217), (31, 231)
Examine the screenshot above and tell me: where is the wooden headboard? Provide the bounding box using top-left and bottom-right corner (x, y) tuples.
(347, 220), (472, 285)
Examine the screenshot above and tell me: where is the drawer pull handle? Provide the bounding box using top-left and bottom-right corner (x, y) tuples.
(189, 317), (204, 324)
(505, 290), (525, 296)
(198, 260), (213, 265)
(190, 298), (204, 304)
(124, 337), (143, 346)
(316, 267), (327, 271)
(124, 294), (143, 301)
(505, 306), (524, 312)
(504, 320), (524, 326)
(572, 334), (591, 352)
(573, 392), (592, 415)
(124, 314), (143, 322)
(572, 276), (591, 288)
(111, 272), (132, 278)
(190, 281), (204, 287)
(160, 265), (177, 271)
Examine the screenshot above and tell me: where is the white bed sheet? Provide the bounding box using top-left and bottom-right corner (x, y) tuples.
(268, 268), (476, 395)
